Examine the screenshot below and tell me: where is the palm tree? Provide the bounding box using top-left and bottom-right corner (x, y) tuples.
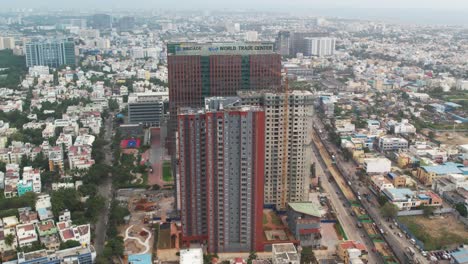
(5, 233), (15, 247)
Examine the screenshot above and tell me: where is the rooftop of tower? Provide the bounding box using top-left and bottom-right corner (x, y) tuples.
(167, 42), (277, 56)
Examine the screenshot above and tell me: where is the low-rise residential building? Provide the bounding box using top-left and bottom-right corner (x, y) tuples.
(48, 146), (64, 172)
(335, 119), (356, 133)
(337, 241), (367, 263)
(180, 248), (203, 264)
(16, 223), (38, 248)
(387, 119), (416, 134)
(16, 245), (96, 264)
(56, 133), (73, 148)
(272, 243), (300, 264)
(432, 174), (468, 195)
(35, 194), (54, 221)
(74, 135), (95, 146)
(0, 218), (18, 252)
(370, 175), (395, 192)
(57, 221), (91, 247)
(382, 188), (420, 210)
(17, 180), (33, 197)
(417, 162), (468, 186)
(409, 142), (447, 163)
(363, 157), (392, 174)
(21, 167), (41, 194)
(4, 164), (20, 198)
(18, 207), (39, 225)
(367, 120), (380, 133)
(286, 202), (322, 248)
(67, 145), (94, 170)
(386, 172), (407, 188)
(42, 124), (56, 139)
(378, 136), (409, 151)
(417, 191), (443, 207)
(36, 220), (60, 251)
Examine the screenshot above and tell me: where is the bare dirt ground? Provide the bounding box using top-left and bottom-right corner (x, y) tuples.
(434, 131), (468, 146)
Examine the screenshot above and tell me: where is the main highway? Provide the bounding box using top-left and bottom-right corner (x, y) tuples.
(312, 116), (428, 264)
(310, 137), (382, 263)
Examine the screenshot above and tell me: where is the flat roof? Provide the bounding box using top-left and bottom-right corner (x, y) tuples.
(384, 188), (414, 200)
(180, 248), (203, 264)
(421, 162), (465, 175)
(288, 202), (321, 217)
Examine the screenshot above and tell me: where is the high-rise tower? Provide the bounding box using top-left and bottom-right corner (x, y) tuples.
(167, 42), (281, 154)
(177, 103), (265, 253)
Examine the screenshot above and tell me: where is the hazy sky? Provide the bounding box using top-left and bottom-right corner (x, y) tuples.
(4, 0), (468, 9)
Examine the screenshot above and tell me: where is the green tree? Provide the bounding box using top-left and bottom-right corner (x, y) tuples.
(0, 161), (6, 172)
(5, 233), (15, 247)
(59, 240), (81, 250)
(421, 205), (435, 217)
(102, 237), (125, 258)
(247, 251), (258, 264)
(301, 246), (317, 264)
(78, 184), (98, 197)
(203, 254), (219, 264)
(51, 189), (83, 217)
(377, 195), (388, 206)
(455, 203), (467, 217)
(41, 171), (61, 188)
(84, 195), (105, 223)
(53, 71), (59, 85)
(108, 99), (119, 112)
(380, 202), (399, 219)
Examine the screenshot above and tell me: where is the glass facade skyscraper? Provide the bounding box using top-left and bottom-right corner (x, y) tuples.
(25, 39), (76, 68)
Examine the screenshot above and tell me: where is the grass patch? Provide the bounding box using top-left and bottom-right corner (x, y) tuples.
(263, 213), (268, 225)
(162, 161), (173, 182)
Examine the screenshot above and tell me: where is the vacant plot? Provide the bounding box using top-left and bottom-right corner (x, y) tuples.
(434, 131), (468, 146)
(158, 228), (172, 249)
(162, 161), (173, 182)
(399, 215), (468, 250)
(263, 210), (286, 231)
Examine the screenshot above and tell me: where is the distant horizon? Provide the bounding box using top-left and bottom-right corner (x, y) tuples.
(1, 7), (467, 27)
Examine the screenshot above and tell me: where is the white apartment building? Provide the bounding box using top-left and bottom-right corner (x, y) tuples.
(0, 37), (15, 50)
(363, 157), (392, 174)
(57, 221), (91, 247)
(378, 136), (409, 151)
(304, 37), (336, 57)
(272, 243), (300, 264)
(16, 223), (38, 248)
(456, 79), (468, 91)
(22, 167), (41, 194)
(239, 90), (314, 210)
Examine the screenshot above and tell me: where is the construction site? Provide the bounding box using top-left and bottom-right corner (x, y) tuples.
(115, 189), (179, 260)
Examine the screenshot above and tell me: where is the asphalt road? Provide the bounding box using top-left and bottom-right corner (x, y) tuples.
(93, 114), (114, 255)
(313, 116), (429, 264)
(311, 133), (381, 263)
